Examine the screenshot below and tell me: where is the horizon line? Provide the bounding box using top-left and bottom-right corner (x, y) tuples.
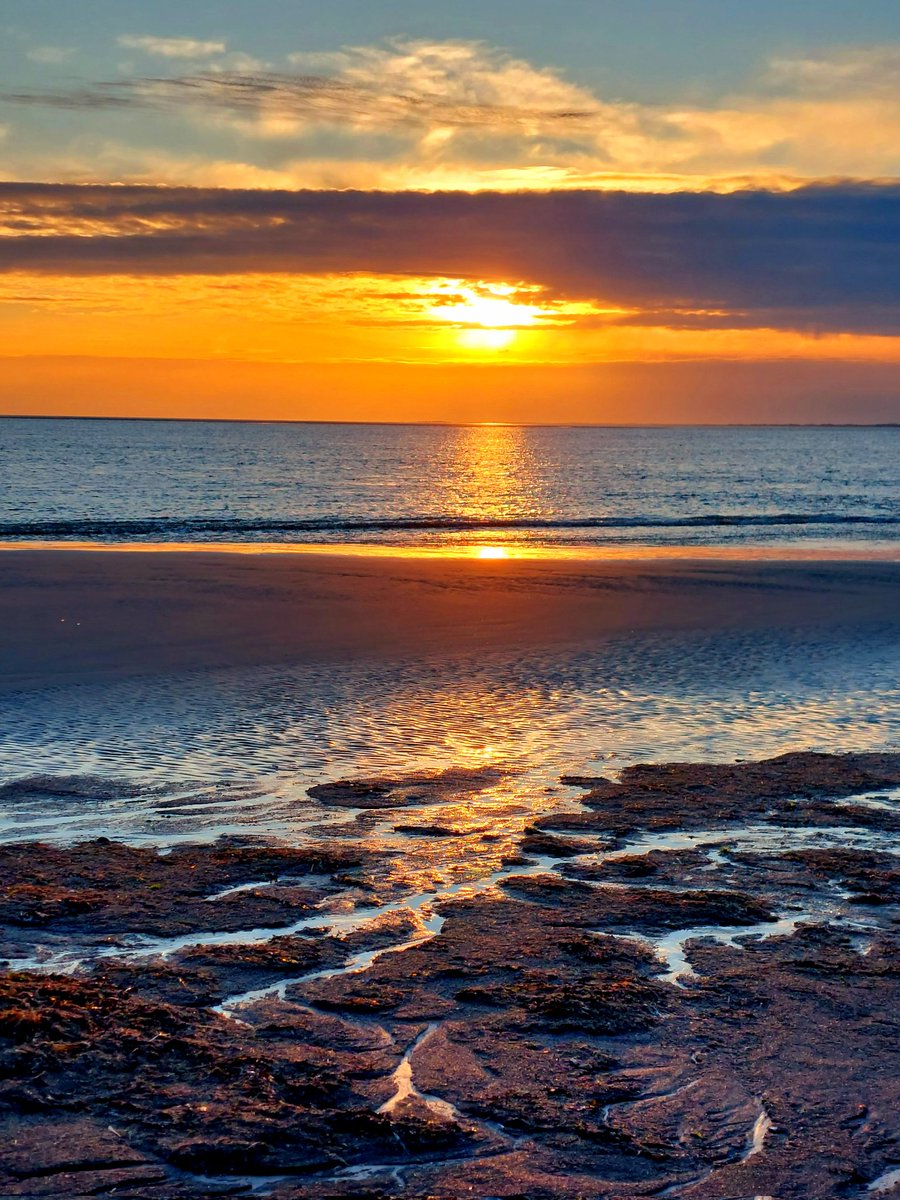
(1, 414), (899, 431)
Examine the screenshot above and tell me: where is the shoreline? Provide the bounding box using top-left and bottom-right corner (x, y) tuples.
(2, 549), (899, 691)
(1, 538), (899, 560)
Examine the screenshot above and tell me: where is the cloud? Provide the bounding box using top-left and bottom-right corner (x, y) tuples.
(10, 39), (599, 137)
(0, 182), (898, 336)
(765, 46), (900, 96)
(26, 46), (76, 65)
(4, 38), (900, 186)
(284, 38), (600, 129)
(116, 34), (226, 60)
(0, 131), (816, 193)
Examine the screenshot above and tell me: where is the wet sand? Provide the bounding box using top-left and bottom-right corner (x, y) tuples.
(1, 548), (899, 690)
(1, 552), (899, 1196)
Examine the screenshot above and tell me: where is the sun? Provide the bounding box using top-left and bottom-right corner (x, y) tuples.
(447, 294), (539, 328)
(457, 328), (517, 350)
(428, 282), (543, 352)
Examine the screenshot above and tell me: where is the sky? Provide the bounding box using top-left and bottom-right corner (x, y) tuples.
(1, 0), (899, 422)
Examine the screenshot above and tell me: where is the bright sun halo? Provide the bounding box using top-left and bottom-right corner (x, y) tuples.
(458, 327), (517, 350)
(452, 295), (537, 328)
(430, 283), (542, 352)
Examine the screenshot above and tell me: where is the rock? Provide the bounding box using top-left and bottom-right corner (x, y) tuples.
(1, 752), (898, 1199)
(308, 766), (506, 808)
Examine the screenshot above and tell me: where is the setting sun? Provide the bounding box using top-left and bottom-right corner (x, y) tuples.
(427, 282), (544, 352)
(457, 328), (517, 350)
(440, 292), (541, 329)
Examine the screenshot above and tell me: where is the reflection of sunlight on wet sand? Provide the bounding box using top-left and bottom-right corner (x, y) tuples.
(318, 644), (581, 894)
(328, 664), (585, 892)
(4, 625), (900, 896)
(360, 659), (573, 776)
(363, 771), (561, 896)
(3, 542), (899, 561)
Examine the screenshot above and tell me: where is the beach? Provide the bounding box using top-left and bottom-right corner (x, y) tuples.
(3, 548), (900, 689)
(1, 547), (899, 1198)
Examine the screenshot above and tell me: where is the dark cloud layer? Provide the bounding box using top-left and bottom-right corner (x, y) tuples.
(2, 183), (899, 333)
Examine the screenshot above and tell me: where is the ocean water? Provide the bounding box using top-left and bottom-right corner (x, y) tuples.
(1, 418), (898, 550)
(4, 617), (899, 791)
(1, 417), (898, 859)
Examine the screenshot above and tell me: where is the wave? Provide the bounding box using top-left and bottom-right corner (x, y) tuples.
(1, 512), (899, 540)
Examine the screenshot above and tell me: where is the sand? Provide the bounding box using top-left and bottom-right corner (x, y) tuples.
(2, 550), (899, 1196)
(1, 548), (899, 690)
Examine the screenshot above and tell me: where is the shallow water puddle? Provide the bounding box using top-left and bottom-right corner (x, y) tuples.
(746, 1105), (774, 1159)
(638, 917), (806, 986)
(378, 1024), (461, 1123)
(869, 1166), (900, 1194)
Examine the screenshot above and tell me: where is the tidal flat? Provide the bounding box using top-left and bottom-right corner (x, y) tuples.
(1, 752), (898, 1199)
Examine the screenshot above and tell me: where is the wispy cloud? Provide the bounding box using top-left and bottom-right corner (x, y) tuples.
(25, 46), (76, 65)
(3, 39), (900, 189)
(116, 34), (227, 60)
(7, 39), (599, 136)
(765, 45), (900, 95)
(1, 183), (898, 336)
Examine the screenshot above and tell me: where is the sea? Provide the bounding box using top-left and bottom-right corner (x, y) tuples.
(1, 418), (899, 551)
(1, 418), (898, 855)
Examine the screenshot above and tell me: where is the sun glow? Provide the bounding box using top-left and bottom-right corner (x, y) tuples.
(441, 292), (541, 329)
(457, 328), (517, 350)
(428, 282), (545, 353)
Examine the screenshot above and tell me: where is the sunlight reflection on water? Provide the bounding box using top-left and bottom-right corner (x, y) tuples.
(1, 619), (898, 854)
(3, 421), (899, 551)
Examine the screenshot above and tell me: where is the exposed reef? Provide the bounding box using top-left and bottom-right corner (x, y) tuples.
(0, 752), (898, 1198)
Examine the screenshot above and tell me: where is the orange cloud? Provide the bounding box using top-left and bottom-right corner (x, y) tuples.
(0, 270), (897, 371)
